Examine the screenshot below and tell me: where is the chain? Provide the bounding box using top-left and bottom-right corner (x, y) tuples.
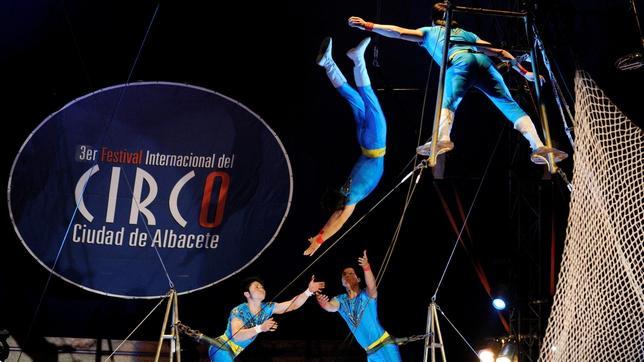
(394, 333), (430, 345)
(175, 322), (201, 339)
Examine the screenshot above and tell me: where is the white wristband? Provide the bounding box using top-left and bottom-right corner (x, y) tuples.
(254, 325), (262, 334)
(304, 289), (314, 297)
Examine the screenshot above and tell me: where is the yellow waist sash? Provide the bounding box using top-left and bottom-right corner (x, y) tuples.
(217, 334), (244, 356)
(361, 147), (386, 158)
(448, 48), (476, 62)
(366, 331), (392, 352)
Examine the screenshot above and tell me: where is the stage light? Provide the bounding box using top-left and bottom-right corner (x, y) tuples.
(477, 338), (502, 362)
(478, 348), (495, 362)
(615, 51), (643, 71)
(495, 340), (517, 362)
(492, 298), (506, 310)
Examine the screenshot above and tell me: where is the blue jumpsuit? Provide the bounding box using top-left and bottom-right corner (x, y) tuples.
(334, 290), (401, 361)
(336, 83), (387, 205)
(208, 302), (275, 361)
(419, 26), (528, 124)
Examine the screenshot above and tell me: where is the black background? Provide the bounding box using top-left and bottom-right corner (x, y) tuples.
(1, 0), (642, 360)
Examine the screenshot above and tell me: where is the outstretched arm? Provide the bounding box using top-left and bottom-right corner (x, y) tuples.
(273, 276), (326, 314)
(231, 317), (277, 342)
(304, 204), (356, 256)
(476, 39), (544, 84)
(358, 250), (377, 298)
(348, 16), (424, 42)
(316, 293), (340, 312)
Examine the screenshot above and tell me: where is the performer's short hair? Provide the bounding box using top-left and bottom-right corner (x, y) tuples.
(341, 266), (364, 286)
(321, 188), (348, 212)
(240, 276), (264, 294)
(432, 2), (459, 27)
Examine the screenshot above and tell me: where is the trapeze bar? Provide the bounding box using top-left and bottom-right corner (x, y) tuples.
(448, 40), (531, 53)
(452, 6), (526, 19)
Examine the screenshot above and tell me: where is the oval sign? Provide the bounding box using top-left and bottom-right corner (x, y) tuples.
(8, 82), (292, 298)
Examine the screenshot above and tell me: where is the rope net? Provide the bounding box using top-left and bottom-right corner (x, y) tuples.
(539, 71), (644, 361)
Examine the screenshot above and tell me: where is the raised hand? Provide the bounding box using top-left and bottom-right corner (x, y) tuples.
(308, 275), (325, 293)
(358, 250), (369, 269)
(260, 317), (278, 332)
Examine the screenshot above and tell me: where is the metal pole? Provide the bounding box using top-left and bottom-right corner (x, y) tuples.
(434, 303), (447, 361)
(430, 304), (436, 362)
(532, 23), (575, 148)
(173, 290), (181, 362)
(424, 302), (447, 362)
(155, 290), (174, 361)
(524, 16), (557, 173)
(429, 1), (454, 167)
(423, 304), (432, 362)
(155, 289), (182, 362)
(452, 6), (526, 18)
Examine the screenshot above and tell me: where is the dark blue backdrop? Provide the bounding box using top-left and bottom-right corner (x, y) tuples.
(9, 82), (292, 297)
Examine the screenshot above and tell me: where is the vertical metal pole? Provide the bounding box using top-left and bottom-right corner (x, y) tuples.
(430, 304), (436, 362)
(423, 304), (432, 362)
(533, 23), (575, 148)
(429, 1), (454, 167)
(155, 289), (182, 362)
(173, 290), (182, 362)
(155, 290), (174, 361)
(433, 304), (447, 361)
(169, 301), (175, 362)
(524, 15), (557, 173)
(424, 302), (447, 362)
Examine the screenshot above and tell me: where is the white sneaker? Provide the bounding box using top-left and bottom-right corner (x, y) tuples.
(316, 37), (333, 67)
(530, 146), (568, 165)
(346, 37), (371, 63)
(416, 140), (454, 157)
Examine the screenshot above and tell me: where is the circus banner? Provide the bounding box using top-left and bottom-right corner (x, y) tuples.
(8, 82), (292, 298)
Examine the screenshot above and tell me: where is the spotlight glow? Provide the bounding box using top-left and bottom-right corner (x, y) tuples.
(492, 298), (506, 310)
(496, 340), (517, 362)
(478, 349), (495, 362)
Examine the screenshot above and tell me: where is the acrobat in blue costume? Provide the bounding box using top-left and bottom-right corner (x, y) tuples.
(420, 25), (528, 127)
(208, 302), (275, 362)
(347, 8), (568, 164)
(320, 36), (386, 205)
(304, 36), (387, 256)
(335, 290), (402, 361)
(416, 22), (563, 163)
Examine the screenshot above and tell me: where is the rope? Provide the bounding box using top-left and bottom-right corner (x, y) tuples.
(104, 3), (175, 289)
(104, 296), (167, 361)
(376, 168), (423, 286)
(17, 4), (162, 361)
(376, 21), (442, 287)
(431, 123), (504, 300)
(198, 38), (438, 356)
(628, 0), (643, 42)
(333, 35), (441, 356)
(203, 159), (427, 358)
(435, 303), (479, 357)
(273, 161), (427, 302)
